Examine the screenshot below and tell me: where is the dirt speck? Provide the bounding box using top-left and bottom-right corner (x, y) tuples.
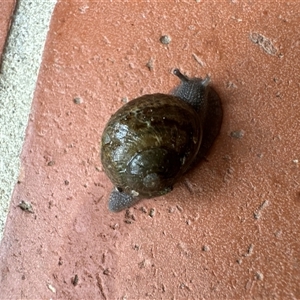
(103, 268), (112, 276)
(226, 81), (238, 89)
(17, 200), (34, 213)
(149, 208), (156, 218)
(255, 272), (264, 281)
(138, 259), (152, 269)
(243, 244), (254, 257)
(121, 97), (129, 103)
(230, 130), (245, 139)
(47, 160), (55, 166)
(72, 274), (79, 286)
(58, 257), (63, 266)
(202, 245), (210, 252)
(146, 58), (154, 71)
(125, 209), (136, 223)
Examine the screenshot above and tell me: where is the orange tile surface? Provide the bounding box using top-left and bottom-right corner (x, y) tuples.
(1, 1), (300, 299)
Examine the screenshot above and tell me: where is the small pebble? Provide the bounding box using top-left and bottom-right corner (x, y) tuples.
(202, 245), (210, 252)
(140, 206), (148, 214)
(255, 272), (264, 280)
(149, 208), (156, 218)
(47, 283), (56, 293)
(58, 257), (63, 266)
(18, 200), (34, 213)
(47, 160), (55, 166)
(103, 268), (111, 276)
(73, 97), (83, 104)
(160, 35), (171, 45)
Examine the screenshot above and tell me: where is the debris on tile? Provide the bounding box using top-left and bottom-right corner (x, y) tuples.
(47, 160), (55, 166)
(192, 53), (205, 67)
(78, 5), (89, 13)
(109, 223), (119, 230)
(231, 16), (242, 22)
(255, 271), (264, 281)
(223, 167), (235, 183)
(121, 97), (128, 103)
(183, 178), (195, 194)
(160, 35), (171, 45)
(95, 166), (102, 172)
(124, 209), (136, 224)
(146, 58), (154, 71)
(133, 244), (140, 251)
(47, 283), (56, 293)
(95, 273), (107, 299)
(17, 200), (34, 213)
(103, 268), (112, 276)
(243, 244), (254, 257)
(179, 282), (191, 291)
(254, 200), (269, 219)
(226, 81), (237, 89)
(245, 279), (254, 292)
(178, 241), (191, 257)
(125, 209), (136, 221)
(202, 245), (210, 252)
(138, 259), (151, 269)
(73, 96), (83, 104)
(72, 274), (79, 286)
(140, 206), (148, 214)
(176, 205), (183, 212)
(168, 206), (176, 213)
(230, 129), (245, 139)
(149, 208), (156, 218)
(249, 32), (277, 55)
(58, 257), (63, 266)
(124, 219), (133, 224)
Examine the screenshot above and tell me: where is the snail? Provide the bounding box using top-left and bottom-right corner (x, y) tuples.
(101, 69), (222, 212)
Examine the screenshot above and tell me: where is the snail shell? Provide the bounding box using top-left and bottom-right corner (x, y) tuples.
(101, 69), (222, 212)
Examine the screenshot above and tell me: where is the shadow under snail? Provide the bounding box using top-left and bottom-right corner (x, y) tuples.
(101, 69), (223, 212)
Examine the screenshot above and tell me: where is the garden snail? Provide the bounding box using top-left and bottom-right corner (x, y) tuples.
(101, 69), (222, 212)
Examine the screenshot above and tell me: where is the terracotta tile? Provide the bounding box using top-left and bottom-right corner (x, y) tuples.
(0, 0), (16, 57)
(1, 1), (300, 299)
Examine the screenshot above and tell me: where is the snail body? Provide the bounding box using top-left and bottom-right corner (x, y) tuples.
(101, 69), (222, 212)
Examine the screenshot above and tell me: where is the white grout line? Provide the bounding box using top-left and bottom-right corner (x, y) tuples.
(0, 0), (57, 241)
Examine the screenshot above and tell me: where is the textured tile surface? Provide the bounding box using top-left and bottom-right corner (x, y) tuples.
(0, 1), (299, 299)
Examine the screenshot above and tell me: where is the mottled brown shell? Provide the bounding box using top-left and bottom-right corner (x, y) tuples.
(101, 69), (222, 212)
(101, 93), (202, 199)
